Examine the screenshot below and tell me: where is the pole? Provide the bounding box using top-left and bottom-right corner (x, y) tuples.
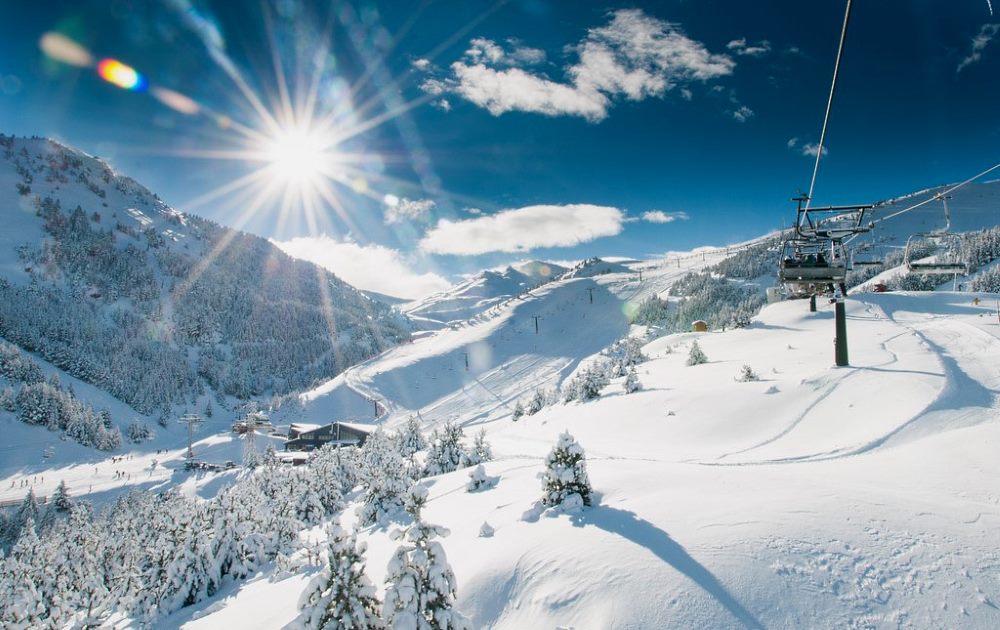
(834, 287), (849, 366)
(532, 315), (540, 334)
(178, 414), (202, 465)
(586, 287), (594, 304)
(809, 294), (817, 313)
(463, 351), (469, 371)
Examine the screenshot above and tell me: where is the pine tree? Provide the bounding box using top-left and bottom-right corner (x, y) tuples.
(244, 430), (260, 468)
(262, 443), (279, 467)
(526, 389), (545, 415)
(511, 400), (524, 421)
(0, 386), (14, 412)
(686, 340), (708, 366)
(540, 432), (592, 512)
(13, 489), (39, 537)
(52, 480), (73, 512)
(382, 485), (470, 630)
(1, 518), (46, 627)
(466, 465), (497, 493)
(736, 364), (758, 382)
(296, 522), (383, 629)
(462, 429), (493, 467)
(574, 365), (610, 401)
(397, 416), (426, 457)
(358, 429), (409, 527)
(424, 423), (467, 476)
(624, 366), (641, 393)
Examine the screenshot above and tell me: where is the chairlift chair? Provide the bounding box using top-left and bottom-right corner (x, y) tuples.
(779, 238), (849, 295)
(902, 195), (968, 275)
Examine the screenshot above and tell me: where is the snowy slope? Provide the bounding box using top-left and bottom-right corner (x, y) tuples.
(295, 247), (751, 431)
(180, 290), (1000, 629)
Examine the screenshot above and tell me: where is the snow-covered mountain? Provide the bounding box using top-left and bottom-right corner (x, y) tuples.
(0, 135), (409, 436)
(402, 260), (568, 328)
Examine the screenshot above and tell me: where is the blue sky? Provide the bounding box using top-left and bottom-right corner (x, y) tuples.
(1, 0), (998, 297)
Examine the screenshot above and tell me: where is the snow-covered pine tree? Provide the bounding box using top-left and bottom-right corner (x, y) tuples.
(511, 400), (524, 421)
(262, 443), (279, 467)
(397, 415), (426, 457)
(526, 388), (546, 415)
(307, 445), (345, 516)
(686, 339), (708, 366)
(0, 518), (46, 627)
(540, 432), (592, 512)
(12, 489), (39, 539)
(296, 522), (382, 630)
(575, 364), (610, 401)
(382, 485), (470, 630)
(624, 366), (641, 394)
(211, 482), (269, 581)
(52, 480), (72, 512)
(358, 429), (410, 527)
(424, 423), (467, 476)
(0, 386), (14, 412)
(466, 465), (497, 492)
(126, 418), (151, 443)
(736, 364), (758, 382)
(462, 428), (493, 467)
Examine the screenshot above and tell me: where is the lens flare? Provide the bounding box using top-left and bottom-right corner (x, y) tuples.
(39, 32), (94, 67)
(151, 87), (200, 114)
(97, 59), (147, 91)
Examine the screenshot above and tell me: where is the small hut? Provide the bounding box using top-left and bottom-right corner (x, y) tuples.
(691, 320), (708, 332)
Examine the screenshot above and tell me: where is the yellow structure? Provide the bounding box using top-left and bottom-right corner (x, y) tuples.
(692, 320), (708, 332)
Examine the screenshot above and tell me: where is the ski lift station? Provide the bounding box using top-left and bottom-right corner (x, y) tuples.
(284, 421), (373, 451)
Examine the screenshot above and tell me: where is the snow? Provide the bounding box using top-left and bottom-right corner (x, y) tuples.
(173, 290), (1000, 629)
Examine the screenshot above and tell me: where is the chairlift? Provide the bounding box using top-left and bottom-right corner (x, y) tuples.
(902, 195), (968, 275)
(849, 238), (884, 267)
(779, 238), (849, 295)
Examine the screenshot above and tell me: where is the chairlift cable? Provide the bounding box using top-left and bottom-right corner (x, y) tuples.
(806, 0), (853, 209)
(873, 158), (1000, 226)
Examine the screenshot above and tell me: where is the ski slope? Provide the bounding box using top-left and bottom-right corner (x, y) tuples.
(297, 245), (752, 430)
(174, 290), (1000, 629)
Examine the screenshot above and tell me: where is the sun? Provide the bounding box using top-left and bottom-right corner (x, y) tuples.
(263, 126), (334, 184)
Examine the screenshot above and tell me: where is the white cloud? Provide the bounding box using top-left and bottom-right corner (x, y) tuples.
(449, 62), (608, 120)
(384, 197), (436, 224)
(411, 58), (431, 70)
(726, 38), (772, 57)
(435, 98), (451, 112)
(957, 23), (1000, 72)
(419, 204), (625, 255)
(787, 137), (799, 149)
(508, 42), (546, 65)
(801, 143), (828, 157)
(730, 105), (754, 122)
(641, 210), (689, 224)
(425, 9), (734, 122)
(419, 78), (447, 95)
(272, 235), (450, 300)
(462, 37), (547, 67)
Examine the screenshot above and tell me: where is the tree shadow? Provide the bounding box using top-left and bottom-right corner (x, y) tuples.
(569, 505), (764, 629)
